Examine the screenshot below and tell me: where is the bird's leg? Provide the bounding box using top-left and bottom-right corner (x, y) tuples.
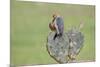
(53, 33), (58, 40)
(57, 33), (62, 37)
(53, 32), (63, 40)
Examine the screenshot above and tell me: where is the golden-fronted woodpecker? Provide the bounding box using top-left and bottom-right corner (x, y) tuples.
(49, 14), (64, 40)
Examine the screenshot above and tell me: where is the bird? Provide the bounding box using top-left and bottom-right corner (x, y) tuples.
(49, 13), (64, 40)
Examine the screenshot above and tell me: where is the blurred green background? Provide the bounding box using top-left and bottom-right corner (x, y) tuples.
(11, 0), (95, 66)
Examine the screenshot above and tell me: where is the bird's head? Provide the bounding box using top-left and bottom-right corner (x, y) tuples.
(52, 13), (60, 19)
(49, 13), (62, 31)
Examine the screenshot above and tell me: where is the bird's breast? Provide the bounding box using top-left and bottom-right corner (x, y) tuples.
(49, 23), (56, 31)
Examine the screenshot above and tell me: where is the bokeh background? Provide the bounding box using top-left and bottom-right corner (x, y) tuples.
(10, 0), (95, 66)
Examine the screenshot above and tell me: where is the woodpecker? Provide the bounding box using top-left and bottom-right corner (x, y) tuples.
(49, 14), (64, 40)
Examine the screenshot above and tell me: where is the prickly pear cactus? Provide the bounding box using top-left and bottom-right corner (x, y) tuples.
(67, 28), (84, 60)
(47, 32), (69, 63)
(47, 28), (84, 63)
